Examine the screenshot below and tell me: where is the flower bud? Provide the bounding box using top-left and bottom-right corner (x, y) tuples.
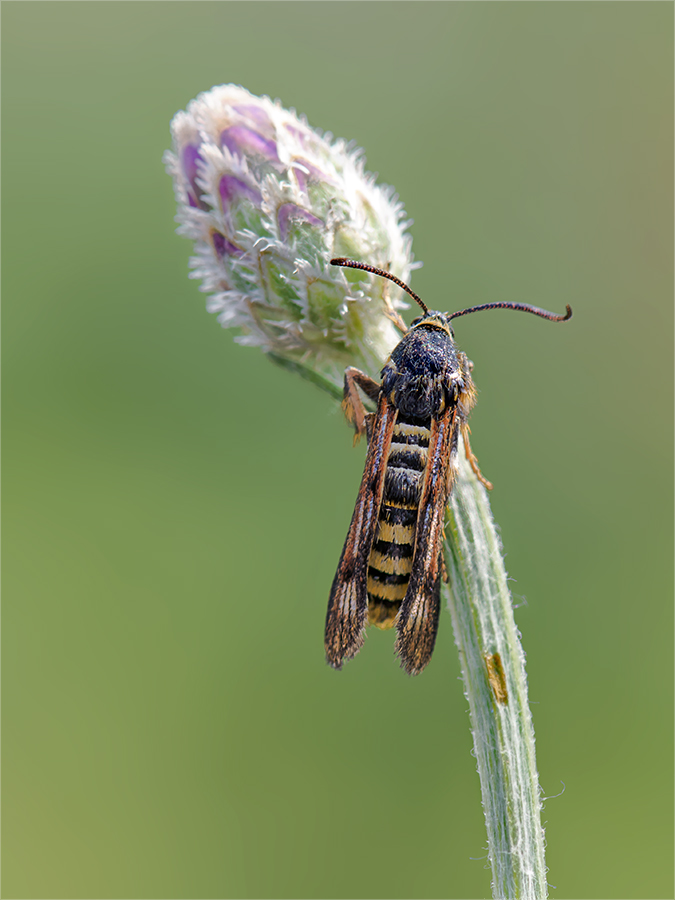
(164, 85), (415, 385)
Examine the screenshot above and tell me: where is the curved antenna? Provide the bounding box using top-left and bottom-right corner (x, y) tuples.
(330, 258), (429, 316)
(330, 258), (572, 324)
(448, 301), (572, 323)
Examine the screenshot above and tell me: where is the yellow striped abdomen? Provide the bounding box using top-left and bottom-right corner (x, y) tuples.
(367, 420), (430, 628)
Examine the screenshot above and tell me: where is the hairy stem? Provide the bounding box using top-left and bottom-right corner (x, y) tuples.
(444, 448), (547, 899)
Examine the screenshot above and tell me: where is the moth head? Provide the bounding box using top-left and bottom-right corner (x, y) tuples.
(409, 310), (455, 337)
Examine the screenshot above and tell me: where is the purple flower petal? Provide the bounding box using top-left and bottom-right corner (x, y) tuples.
(277, 203), (323, 242)
(182, 144), (208, 209)
(182, 144), (201, 182)
(232, 103), (273, 133)
(219, 175), (262, 208)
(220, 126), (280, 165)
(292, 157), (332, 194)
(212, 231), (244, 259)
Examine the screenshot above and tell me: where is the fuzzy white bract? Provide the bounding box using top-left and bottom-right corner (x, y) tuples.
(164, 85), (415, 383)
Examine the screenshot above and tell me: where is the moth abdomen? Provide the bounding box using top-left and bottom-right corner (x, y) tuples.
(384, 467), (423, 506)
(387, 446), (426, 471)
(366, 417), (432, 629)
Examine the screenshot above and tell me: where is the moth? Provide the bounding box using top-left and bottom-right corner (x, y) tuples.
(325, 258), (571, 675)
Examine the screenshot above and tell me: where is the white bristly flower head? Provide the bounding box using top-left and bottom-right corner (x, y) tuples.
(164, 85), (415, 385)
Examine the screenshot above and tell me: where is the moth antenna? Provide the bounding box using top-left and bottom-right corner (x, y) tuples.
(448, 301), (572, 323)
(330, 258), (429, 316)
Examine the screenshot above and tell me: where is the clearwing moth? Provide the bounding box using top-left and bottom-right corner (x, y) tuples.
(325, 258), (571, 675)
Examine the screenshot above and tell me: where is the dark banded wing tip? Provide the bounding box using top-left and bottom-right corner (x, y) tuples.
(325, 573), (369, 669)
(394, 575), (441, 676)
(324, 596), (366, 669)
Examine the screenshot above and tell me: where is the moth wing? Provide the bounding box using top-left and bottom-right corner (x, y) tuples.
(395, 406), (458, 675)
(325, 395), (397, 669)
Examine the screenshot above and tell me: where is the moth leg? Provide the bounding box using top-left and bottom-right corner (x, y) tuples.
(383, 306), (409, 335)
(461, 423), (493, 491)
(343, 367), (381, 441)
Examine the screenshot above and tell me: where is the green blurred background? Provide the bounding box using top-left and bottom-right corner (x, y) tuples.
(3, 3), (672, 898)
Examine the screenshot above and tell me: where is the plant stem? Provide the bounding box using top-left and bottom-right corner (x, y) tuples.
(444, 448), (547, 900)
